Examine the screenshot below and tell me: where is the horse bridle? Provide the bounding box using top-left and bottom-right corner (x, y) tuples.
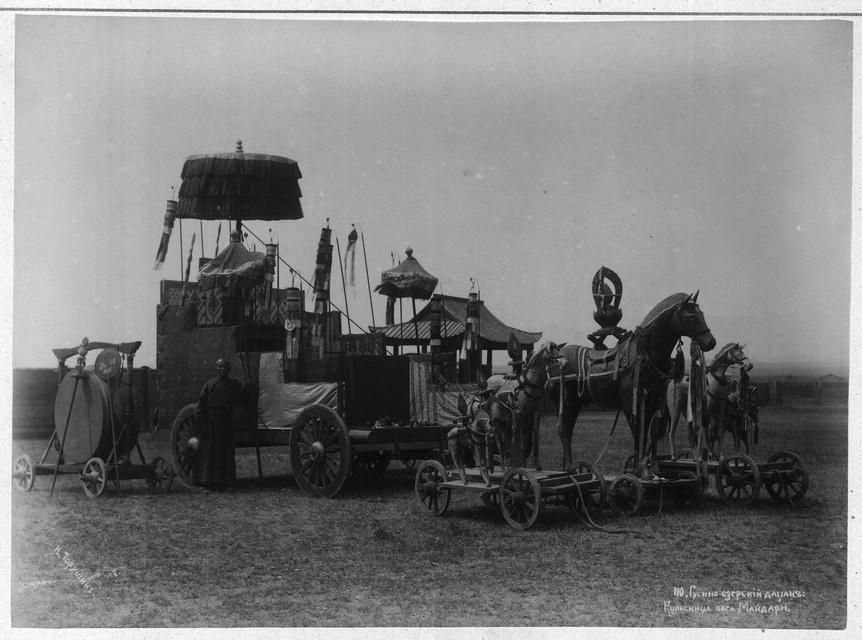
(516, 347), (560, 401)
(707, 345), (747, 383)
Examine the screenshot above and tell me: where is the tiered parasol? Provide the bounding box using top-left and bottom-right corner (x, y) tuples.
(375, 248), (438, 348)
(177, 140), (303, 228)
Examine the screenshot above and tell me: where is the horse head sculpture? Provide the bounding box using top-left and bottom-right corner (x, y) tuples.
(665, 291), (717, 353)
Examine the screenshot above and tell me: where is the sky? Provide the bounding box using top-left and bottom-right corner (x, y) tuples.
(7, 14), (854, 372)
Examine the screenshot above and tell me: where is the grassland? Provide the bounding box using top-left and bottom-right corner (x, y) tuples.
(10, 405), (848, 629)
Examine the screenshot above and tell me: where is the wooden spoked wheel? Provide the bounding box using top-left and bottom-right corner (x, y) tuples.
(414, 459), (451, 516)
(169, 403), (200, 490)
(608, 473), (644, 516)
(289, 404), (351, 498)
(716, 453), (761, 507)
(672, 470), (703, 507)
(147, 455), (174, 494)
(764, 451), (809, 504)
(567, 459), (607, 517)
(499, 467), (542, 531)
(13, 454), (35, 492)
(81, 457), (107, 498)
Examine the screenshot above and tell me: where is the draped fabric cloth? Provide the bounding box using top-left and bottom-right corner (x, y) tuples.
(198, 240), (267, 292)
(688, 343), (708, 451)
(193, 376), (245, 486)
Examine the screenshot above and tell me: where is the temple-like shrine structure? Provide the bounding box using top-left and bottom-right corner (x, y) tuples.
(372, 292), (542, 383)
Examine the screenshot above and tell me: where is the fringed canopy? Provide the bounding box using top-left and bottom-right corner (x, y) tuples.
(375, 248), (438, 300)
(177, 151), (303, 221)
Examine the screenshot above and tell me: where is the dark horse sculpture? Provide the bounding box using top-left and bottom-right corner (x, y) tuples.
(452, 342), (565, 481)
(547, 292), (716, 474)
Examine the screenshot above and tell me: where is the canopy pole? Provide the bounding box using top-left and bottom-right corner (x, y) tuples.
(412, 297), (419, 353)
(177, 219), (184, 280)
(336, 235), (351, 334)
(360, 229), (376, 330)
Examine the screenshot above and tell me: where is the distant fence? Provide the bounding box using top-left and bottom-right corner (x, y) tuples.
(761, 376), (848, 407)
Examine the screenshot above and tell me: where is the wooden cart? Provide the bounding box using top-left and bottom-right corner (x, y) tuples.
(167, 354), (460, 498)
(607, 449), (809, 515)
(12, 339), (173, 498)
(414, 459), (607, 531)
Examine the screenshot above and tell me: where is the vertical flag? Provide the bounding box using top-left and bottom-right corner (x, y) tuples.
(153, 200), (177, 270)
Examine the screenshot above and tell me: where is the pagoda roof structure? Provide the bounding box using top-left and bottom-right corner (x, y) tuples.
(372, 294), (542, 350)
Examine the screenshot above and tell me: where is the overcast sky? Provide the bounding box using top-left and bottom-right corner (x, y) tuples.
(9, 15), (853, 371)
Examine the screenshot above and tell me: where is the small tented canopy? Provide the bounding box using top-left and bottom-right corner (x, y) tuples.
(198, 233), (267, 292)
(375, 248), (438, 300)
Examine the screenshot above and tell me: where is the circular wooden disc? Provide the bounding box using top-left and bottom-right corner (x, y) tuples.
(95, 348), (122, 379)
(54, 372), (111, 465)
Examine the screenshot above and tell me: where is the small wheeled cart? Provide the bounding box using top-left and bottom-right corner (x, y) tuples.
(12, 338), (173, 498)
(608, 449), (809, 514)
(414, 459), (607, 531)
(606, 467), (704, 517)
(708, 450), (809, 507)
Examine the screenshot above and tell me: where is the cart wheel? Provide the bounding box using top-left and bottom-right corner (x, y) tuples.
(672, 470), (703, 507)
(716, 453), (761, 507)
(169, 403), (200, 490)
(415, 459), (451, 516)
(608, 473), (644, 516)
(351, 451), (391, 479)
(764, 451), (809, 504)
(81, 457), (107, 498)
(147, 455), (174, 494)
(13, 454), (35, 492)
(480, 491), (499, 509)
(289, 404), (351, 498)
(567, 459), (607, 516)
(499, 467), (542, 531)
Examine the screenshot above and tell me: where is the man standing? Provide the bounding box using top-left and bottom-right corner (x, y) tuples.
(194, 358), (244, 491)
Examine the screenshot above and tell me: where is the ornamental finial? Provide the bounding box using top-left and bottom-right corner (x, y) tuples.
(236, 140), (244, 153)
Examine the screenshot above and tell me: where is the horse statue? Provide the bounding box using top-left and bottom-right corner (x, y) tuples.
(450, 342), (565, 483)
(548, 292), (717, 475)
(719, 367), (759, 454)
(664, 342), (752, 458)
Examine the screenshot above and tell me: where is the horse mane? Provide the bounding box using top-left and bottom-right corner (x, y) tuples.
(638, 292), (690, 331)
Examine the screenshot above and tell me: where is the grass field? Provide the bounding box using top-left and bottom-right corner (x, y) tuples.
(10, 405), (848, 629)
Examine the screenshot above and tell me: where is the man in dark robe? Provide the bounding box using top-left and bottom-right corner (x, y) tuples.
(193, 358), (244, 491)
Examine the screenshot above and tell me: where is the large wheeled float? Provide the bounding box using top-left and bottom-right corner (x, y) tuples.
(167, 355), (461, 498)
(156, 144), (542, 498)
(12, 338), (173, 498)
